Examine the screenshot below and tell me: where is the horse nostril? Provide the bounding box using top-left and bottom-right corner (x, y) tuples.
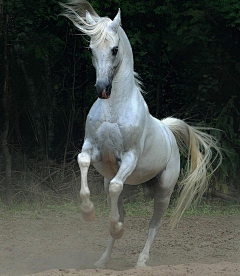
(95, 81), (112, 99)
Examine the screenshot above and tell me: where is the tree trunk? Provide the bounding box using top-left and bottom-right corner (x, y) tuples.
(44, 55), (55, 158)
(63, 37), (77, 167)
(14, 44), (45, 158)
(1, 9), (12, 205)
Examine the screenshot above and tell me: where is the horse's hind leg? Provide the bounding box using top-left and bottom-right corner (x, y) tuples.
(94, 178), (125, 268)
(136, 155), (180, 267)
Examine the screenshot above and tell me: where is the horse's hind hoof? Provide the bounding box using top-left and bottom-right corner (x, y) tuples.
(135, 261), (147, 268)
(110, 222), (124, 239)
(81, 202), (96, 221)
(94, 258), (107, 269)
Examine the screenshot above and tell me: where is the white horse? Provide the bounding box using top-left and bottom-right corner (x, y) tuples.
(61, 1), (221, 268)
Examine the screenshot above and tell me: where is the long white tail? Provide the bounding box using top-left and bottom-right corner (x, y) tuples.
(162, 117), (222, 229)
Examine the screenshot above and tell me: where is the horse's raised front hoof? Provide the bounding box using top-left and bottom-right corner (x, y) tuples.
(80, 202), (96, 221)
(110, 222), (124, 239)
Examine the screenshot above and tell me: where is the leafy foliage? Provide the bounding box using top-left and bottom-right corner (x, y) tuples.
(0, 0), (240, 199)
(211, 97), (240, 192)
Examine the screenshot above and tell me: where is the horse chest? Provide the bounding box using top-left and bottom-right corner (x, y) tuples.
(95, 122), (124, 160)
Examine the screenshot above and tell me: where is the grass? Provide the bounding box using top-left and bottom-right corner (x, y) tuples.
(0, 194), (240, 219)
(0, 199), (80, 218)
(166, 200), (240, 217)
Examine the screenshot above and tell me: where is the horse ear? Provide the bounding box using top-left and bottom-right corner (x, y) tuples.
(110, 9), (121, 32)
(86, 10), (95, 24)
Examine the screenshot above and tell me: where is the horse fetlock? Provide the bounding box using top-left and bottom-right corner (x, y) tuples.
(80, 188), (90, 200)
(110, 222), (124, 239)
(109, 212), (119, 223)
(81, 201), (95, 221)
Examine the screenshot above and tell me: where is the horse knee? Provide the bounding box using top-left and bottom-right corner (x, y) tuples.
(78, 152), (90, 168)
(109, 181), (123, 197)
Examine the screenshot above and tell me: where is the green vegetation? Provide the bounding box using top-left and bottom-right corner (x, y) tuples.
(0, 199), (80, 218)
(1, 0), (240, 204)
(1, 195), (240, 220)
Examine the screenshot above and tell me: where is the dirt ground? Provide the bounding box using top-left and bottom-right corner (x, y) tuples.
(0, 211), (240, 276)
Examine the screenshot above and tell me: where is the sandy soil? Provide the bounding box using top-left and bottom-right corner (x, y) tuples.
(0, 212), (240, 276)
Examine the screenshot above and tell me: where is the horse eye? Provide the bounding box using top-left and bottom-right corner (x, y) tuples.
(112, 46), (118, 56)
(88, 47), (92, 54)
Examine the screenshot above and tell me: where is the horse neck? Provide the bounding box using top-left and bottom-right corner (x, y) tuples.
(108, 28), (138, 105)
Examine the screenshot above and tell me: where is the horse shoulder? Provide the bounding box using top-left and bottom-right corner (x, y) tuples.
(118, 99), (148, 141)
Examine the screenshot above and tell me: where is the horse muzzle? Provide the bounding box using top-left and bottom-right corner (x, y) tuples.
(95, 81), (112, 99)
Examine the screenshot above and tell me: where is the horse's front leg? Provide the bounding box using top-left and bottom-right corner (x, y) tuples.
(109, 151), (138, 239)
(77, 142), (97, 221)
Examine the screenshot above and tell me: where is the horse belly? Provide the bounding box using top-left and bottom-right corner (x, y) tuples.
(125, 122), (175, 184)
(93, 161), (119, 180)
(93, 160), (159, 184)
(125, 153), (168, 184)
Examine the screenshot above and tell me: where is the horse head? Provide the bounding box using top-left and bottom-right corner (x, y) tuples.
(88, 10), (121, 99)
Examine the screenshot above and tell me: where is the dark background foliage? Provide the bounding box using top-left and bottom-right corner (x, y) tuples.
(0, 0), (240, 203)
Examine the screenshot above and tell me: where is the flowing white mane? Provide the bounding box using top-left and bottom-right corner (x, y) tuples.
(61, 1), (116, 47)
(61, 0), (144, 93)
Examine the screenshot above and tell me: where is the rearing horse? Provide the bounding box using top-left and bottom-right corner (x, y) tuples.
(61, 1), (221, 268)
